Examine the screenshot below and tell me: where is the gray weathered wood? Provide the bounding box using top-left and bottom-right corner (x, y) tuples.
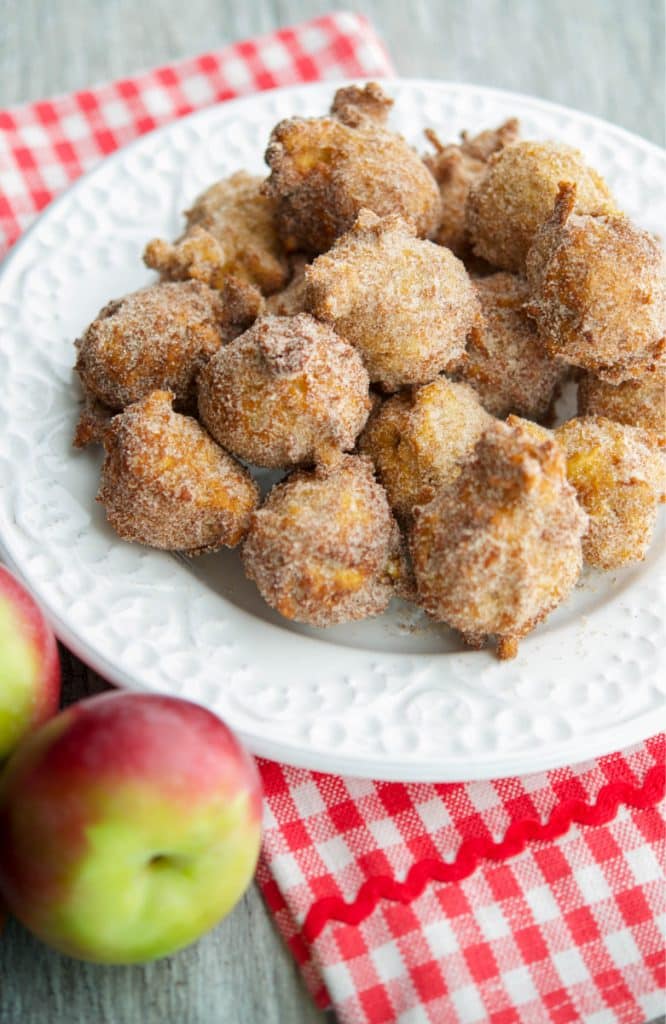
(0, 2), (663, 1022)
(1, 0), (663, 144)
(1, 887), (319, 1024)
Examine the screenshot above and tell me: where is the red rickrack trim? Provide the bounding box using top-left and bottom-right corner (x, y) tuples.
(302, 764), (666, 942)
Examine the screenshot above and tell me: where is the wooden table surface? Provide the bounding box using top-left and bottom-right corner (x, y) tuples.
(0, 3), (663, 1023)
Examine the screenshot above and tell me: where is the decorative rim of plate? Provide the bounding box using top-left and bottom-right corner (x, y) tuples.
(0, 79), (664, 781)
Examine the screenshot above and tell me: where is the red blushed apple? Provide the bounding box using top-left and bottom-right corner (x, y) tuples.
(0, 565), (61, 760)
(0, 692), (263, 963)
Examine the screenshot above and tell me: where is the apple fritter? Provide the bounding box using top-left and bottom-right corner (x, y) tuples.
(242, 455), (404, 626)
(98, 391), (259, 554)
(451, 272), (564, 420)
(466, 140), (616, 272)
(410, 418), (587, 658)
(263, 83), (441, 255)
(197, 313), (371, 469)
(359, 378), (494, 521)
(306, 210), (481, 392)
(144, 171), (288, 294)
(526, 184), (666, 383)
(555, 415), (665, 569)
(423, 118), (520, 256)
(75, 280), (260, 422)
(578, 373), (666, 444)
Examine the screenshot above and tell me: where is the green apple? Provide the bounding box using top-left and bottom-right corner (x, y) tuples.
(0, 691), (262, 963)
(0, 565), (61, 760)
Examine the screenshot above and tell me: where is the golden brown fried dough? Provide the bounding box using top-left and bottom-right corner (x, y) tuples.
(555, 416), (665, 569)
(75, 280), (259, 415)
(264, 255), (309, 316)
(72, 393), (115, 449)
(526, 184), (666, 383)
(263, 83), (441, 254)
(451, 272), (564, 420)
(75, 79), (666, 648)
(466, 141), (616, 271)
(306, 211), (481, 392)
(197, 313), (371, 469)
(578, 373), (666, 443)
(330, 82), (393, 127)
(423, 118), (520, 256)
(98, 391), (259, 554)
(410, 418), (587, 658)
(359, 378), (494, 521)
(144, 171), (288, 294)
(505, 413), (553, 444)
(242, 455), (404, 625)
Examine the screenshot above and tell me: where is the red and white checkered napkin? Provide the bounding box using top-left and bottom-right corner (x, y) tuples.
(1, 16), (664, 1024)
(257, 736), (665, 1024)
(0, 11), (392, 255)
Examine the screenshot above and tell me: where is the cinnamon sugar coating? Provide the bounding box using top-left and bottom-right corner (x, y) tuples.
(359, 378), (494, 521)
(75, 280), (258, 413)
(98, 391), (259, 554)
(197, 313), (371, 469)
(330, 82), (393, 127)
(555, 416), (665, 569)
(423, 118), (520, 257)
(242, 455), (404, 626)
(264, 255), (309, 316)
(71, 82), (666, 641)
(466, 140), (616, 272)
(263, 83), (441, 255)
(73, 393), (114, 448)
(526, 184), (666, 383)
(306, 211), (481, 392)
(143, 171), (288, 294)
(410, 419), (587, 658)
(451, 272), (564, 420)
(578, 373), (666, 444)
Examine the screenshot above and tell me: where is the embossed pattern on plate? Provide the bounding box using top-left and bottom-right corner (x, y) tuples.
(0, 80), (664, 781)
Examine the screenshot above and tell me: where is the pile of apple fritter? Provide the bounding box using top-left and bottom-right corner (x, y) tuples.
(73, 83), (665, 658)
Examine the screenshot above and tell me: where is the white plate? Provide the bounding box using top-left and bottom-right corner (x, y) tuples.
(0, 80), (664, 782)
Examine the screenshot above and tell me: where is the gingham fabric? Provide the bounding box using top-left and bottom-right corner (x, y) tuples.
(258, 738), (665, 1023)
(0, 12), (392, 255)
(1, 16), (664, 1024)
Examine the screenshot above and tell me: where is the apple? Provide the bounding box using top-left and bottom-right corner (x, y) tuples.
(0, 691), (263, 963)
(0, 565), (61, 760)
